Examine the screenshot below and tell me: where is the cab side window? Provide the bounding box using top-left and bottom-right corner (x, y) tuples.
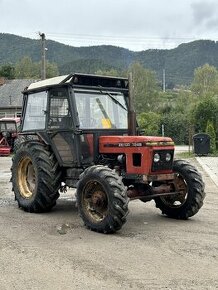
(23, 91), (47, 131)
(48, 88), (72, 129)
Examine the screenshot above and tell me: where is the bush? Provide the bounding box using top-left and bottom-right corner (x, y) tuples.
(160, 112), (189, 144)
(137, 112), (161, 136)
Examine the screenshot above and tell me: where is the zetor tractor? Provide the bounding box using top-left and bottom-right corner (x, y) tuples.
(0, 117), (20, 156)
(11, 73), (205, 233)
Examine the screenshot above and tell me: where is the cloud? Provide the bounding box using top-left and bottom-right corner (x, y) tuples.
(191, 1), (217, 25)
(0, 0), (218, 50)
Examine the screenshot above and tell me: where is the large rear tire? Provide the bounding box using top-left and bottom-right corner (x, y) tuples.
(154, 160), (205, 219)
(11, 142), (61, 212)
(13, 135), (33, 153)
(76, 165), (129, 233)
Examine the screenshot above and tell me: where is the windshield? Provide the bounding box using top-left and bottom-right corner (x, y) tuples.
(75, 91), (128, 129)
(0, 122), (17, 132)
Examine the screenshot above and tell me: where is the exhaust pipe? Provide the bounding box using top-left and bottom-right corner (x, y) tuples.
(128, 72), (137, 136)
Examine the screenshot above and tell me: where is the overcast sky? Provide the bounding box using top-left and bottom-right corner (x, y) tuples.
(0, 0), (218, 51)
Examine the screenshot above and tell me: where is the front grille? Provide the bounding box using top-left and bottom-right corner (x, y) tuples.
(151, 150), (174, 172)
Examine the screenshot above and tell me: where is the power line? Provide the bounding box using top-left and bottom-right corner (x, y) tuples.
(46, 32), (218, 42)
(45, 32), (218, 50)
(19, 31), (218, 51)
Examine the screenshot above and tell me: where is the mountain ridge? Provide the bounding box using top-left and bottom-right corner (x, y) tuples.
(1, 33), (218, 85)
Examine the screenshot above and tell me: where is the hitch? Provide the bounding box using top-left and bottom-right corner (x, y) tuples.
(127, 183), (176, 201)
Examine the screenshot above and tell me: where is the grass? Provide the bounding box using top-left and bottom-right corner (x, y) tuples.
(175, 151), (195, 159)
(176, 151), (218, 159)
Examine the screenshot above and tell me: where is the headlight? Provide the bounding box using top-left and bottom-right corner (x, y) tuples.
(165, 153), (172, 162)
(153, 153), (160, 163)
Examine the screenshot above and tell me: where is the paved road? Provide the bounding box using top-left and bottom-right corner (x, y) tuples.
(196, 157), (218, 187)
(0, 156), (217, 290)
(175, 145), (218, 187)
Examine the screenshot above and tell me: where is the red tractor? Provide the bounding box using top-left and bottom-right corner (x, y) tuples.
(11, 73), (205, 233)
(0, 117), (20, 156)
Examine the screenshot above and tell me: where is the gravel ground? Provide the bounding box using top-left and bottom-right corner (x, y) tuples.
(0, 156), (217, 290)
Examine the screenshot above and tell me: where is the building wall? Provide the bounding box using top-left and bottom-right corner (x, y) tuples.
(0, 79), (35, 118)
(0, 107), (22, 118)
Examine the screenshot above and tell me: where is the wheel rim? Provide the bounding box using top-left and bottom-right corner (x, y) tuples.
(160, 173), (188, 208)
(82, 180), (108, 223)
(18, 157), (36, 198)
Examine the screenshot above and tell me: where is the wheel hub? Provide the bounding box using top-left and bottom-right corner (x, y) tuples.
(91, 190), (106, 207)
(83, 181), (108, 223)
(160, 174), (188, 208)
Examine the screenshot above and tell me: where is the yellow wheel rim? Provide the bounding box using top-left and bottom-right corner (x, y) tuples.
(18, 157), (36, 199)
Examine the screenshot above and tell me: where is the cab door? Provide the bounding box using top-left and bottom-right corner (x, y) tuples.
(47, 87), (79, 167)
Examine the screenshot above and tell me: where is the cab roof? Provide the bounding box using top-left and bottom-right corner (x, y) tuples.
(25, 73), (129, 92)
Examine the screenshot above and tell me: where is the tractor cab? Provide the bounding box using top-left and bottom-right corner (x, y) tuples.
(21, 74), (130, 167)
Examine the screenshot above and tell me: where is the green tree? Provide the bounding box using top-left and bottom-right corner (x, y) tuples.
(44, 61), (59, 78)
(95, 69), (120, 77)
(193, 96), (218, 134)
(191, 64), (218, 97)
(15, 56), (38, 78)
(160, 112), (190, 144)
(15, 56), (59, 79)
(128, 63), (160, 114)
(206, 120), (217, 153)
(137, 112), (161, 136)
(0, 64), (15, 79)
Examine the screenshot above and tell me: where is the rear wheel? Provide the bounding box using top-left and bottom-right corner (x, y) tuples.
(11, 142), (61, 212)
(77, 165), (129, 233)
(154, 160), (205, 219)
(13, 135), (33, 153)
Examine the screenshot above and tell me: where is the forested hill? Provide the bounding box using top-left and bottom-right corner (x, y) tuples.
(1, 33), (218, 85)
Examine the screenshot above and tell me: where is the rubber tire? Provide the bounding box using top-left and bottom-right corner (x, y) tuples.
(13, 135), (33, 153)
(11, 141), (61, 212)
(77, 165), (129, 233)
(154, 160), (205, 219)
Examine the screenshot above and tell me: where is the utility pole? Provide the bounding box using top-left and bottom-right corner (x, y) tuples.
(39, 32), (46, 80)
(162, 68), (166, 92)
(161, 124), (165, 137)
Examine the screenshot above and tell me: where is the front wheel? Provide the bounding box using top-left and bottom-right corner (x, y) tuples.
(154, 160), (205, 219)
(76, 165), (129, 233)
